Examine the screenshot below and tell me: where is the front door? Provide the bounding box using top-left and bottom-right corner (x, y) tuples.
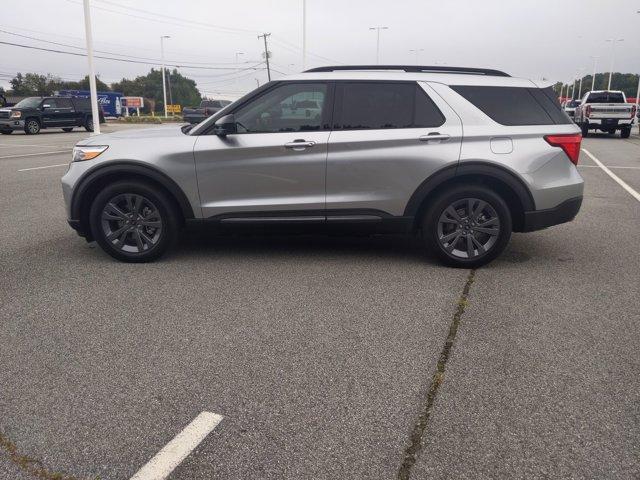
(193, 82), (332, 219)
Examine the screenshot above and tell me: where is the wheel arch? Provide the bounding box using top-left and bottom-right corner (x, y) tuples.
(71, 162), (195, 239)
(405, 162), (535, 232)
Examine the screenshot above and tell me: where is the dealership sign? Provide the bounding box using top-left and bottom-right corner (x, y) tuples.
(121, 97), (144, 108)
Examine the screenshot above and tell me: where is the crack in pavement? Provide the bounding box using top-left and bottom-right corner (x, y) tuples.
(0, 431), (92, 480)
(397, 269), (476, 480)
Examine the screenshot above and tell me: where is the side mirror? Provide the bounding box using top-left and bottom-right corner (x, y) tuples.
(213, 114), (237, 136)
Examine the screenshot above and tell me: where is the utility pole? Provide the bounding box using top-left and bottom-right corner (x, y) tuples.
(167, 68), (173, 116)
(606, 38), (624, 90)
(82, 0), (100, 135)
(577, 68), (585, 99)
(559, 83), (564, 101)
(590, 56), (599, 91)
(160, 35), (170, 117)
(369, 26), (388, 64)
(258, 33), (271, 81)
(409, 48), (424, 64)
(302, 0), (307, 70)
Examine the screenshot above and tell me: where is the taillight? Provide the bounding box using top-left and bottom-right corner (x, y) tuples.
(585, 105), (591, 118)
(544, 133), (582, 165)
(631, 105), (637, 119)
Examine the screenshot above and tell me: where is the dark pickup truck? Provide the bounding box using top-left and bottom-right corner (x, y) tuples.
(0, 96), (105, 135)
(182, 99), (232, 124)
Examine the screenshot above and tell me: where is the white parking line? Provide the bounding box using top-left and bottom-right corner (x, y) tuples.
(578, 165), (640, 170)
(581, 148), (640, 202)
(0, 143), (72, 148)
(1, 150), (71, 159)
(18, 163), (68, 172)
(129, 411), (223, 480)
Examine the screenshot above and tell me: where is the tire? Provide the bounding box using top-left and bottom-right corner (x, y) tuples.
(580, 122), (589, 138)
(422, 185), (512, 268)
(24, 118), (40, 135)
(62, 127), (74, 132)
(84, 116), (94, 132)
(621, 127), (631, 139)
(0, 129), (12, 135)
(89, 180), (180, 262)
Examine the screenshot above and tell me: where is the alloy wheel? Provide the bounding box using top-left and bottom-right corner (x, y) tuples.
(437, 198), (501, 259)
(100, 193), (163, 254)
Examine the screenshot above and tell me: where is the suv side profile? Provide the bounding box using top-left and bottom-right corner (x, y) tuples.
(62, 65), (583, 267)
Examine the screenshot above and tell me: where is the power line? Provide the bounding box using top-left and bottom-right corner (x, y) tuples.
(0, 40), (264, 71)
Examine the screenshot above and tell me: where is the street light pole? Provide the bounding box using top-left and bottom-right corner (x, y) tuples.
(606, 38), (624, 90)
(409, 48), (424, 64)
(577, 68), (585, 99)
(590, 56), (599, 91)
(302, 0), (307, 70)
(160, 35), (170, 117)
(369, 26), (388, 64)
(82, 0), (100, 135)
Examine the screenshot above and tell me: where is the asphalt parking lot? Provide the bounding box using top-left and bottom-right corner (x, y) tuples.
(1, 125), (639, 479)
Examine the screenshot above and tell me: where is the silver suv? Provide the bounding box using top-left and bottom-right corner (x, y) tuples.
(62, 65), (584, 267)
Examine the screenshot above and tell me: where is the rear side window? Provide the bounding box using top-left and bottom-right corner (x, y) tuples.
(334, 82), (444, 130)
(451, 85), (572, 126)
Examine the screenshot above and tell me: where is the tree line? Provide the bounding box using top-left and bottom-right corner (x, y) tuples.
(3, 69), (202, 112)
(555, 72), (639, 99)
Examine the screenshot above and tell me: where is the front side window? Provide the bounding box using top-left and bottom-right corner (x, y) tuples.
(234, 83), (327, 133)
(56, 98), (73, 108)
(334, 82), (444, 130)
(42, 98), (58, 109)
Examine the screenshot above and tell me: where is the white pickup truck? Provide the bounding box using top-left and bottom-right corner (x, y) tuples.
(574, 90), (636, 138)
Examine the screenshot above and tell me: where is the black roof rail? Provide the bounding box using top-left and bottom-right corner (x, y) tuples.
(303, 65), (510, 77)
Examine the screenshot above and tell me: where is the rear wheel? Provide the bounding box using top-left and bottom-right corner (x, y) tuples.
(621, 127), (631, 138)
(89, 181), (180, 262)
(84, 116), (94, 132)
(62, 127), (74, 132)
(422, 185), (512, 268)
(24, 118), (40, 135)
(580, 122), (589, 138)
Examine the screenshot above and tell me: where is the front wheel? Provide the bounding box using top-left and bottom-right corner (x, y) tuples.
(422, 185), (512, 268)
(0, 129), (12, 135)
(89, 181), (180, 262)
(24, 118), (40, 135)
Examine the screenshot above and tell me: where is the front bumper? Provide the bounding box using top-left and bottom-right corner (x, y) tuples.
(0, 119), (25, 130)
(521, 196), (583, 232)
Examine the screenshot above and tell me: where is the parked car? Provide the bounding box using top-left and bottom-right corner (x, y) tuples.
(574, 90), (636, 138)
(182, 99), (232, 124)
(0, 96), (105, 135)
(562, 99), (581, 119)
(62, 65), (583, 267)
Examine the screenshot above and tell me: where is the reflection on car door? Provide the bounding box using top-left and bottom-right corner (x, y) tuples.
(326, 81), (462, 217)
(193, 82), (332, 219)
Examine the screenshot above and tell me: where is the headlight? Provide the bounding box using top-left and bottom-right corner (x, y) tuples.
(9, 111), (21, 119)
(72, 145), (109, 162)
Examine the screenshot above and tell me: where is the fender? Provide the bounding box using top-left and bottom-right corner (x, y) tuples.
(70, 161), (195, 221)
(403, 161), (536, 217)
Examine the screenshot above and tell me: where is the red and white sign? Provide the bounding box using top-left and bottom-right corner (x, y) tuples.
(121, 96), (144, 108)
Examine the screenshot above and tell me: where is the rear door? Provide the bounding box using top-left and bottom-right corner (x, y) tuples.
(326, 81), (462, 217)
(193, 82), (332, 219)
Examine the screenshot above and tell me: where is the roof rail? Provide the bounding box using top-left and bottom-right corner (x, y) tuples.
(303, 65), (510, 77)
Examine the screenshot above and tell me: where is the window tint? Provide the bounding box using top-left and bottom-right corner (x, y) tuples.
(234, 83), (327, 133)
(451, 85), (571, 126)
(335, 82), (444, 130)
(586, 92), (625, 103)
(56, 98), (73, 108)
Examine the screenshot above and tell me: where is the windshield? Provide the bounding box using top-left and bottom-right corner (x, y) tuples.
(587, 92), (625, 104)
(13, 97), (42, 109)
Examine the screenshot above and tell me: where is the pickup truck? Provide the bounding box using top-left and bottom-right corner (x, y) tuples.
(0, 96), (105, 135)
(183, 99), (231, 124)
(574, 90), (636, 138)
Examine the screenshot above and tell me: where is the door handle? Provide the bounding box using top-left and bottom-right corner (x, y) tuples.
(284, 140), (316, 150)
(419, 133), (450, 143)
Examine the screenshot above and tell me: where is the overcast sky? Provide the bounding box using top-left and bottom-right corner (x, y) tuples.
(1, 0), (639, 100)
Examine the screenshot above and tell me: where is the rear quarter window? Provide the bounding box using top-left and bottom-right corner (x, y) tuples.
(451, 85), (572, 126)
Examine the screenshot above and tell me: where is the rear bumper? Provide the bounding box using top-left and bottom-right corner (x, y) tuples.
(521, 196), (582, 232)
(585, 118), (634, 128)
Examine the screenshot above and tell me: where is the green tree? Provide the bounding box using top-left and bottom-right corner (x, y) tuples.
(112, 68), (201, 112)
(559, 73), (640, 99)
